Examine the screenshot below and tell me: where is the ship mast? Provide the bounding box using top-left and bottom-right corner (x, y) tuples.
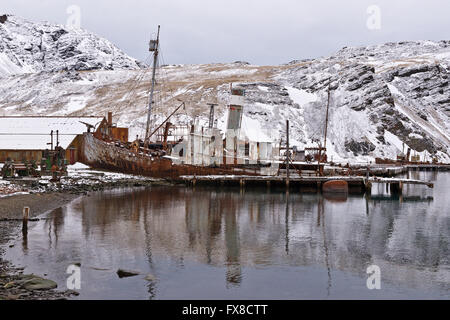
(144, 25), (160, 149)
(323, 82), (331, 150)
(318, 81), (331, 175)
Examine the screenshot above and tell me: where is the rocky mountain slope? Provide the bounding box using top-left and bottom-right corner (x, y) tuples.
(0, 15), (449, 163)
(0, 14), (140, 76)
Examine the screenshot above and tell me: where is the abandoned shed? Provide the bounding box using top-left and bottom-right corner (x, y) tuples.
(0, 116), (109, 164)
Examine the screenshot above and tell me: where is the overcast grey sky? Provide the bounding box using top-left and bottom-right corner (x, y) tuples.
(1, 0), (449, 65)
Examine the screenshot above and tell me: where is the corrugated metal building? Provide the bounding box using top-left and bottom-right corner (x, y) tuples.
(0, 116), (106, 163)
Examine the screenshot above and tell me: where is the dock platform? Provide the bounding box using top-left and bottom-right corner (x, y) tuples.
(180, 175), (434, 194)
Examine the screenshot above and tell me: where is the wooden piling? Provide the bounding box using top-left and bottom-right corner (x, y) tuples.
(390, 182), (403, 195)
(22, 207), (30, 232)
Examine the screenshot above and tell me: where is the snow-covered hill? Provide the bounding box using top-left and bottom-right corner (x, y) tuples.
(0, 15), (449, 163)
(0, 14), (140, 76)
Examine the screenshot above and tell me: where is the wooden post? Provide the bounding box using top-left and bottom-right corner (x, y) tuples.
(50, 130), (53, 151)
(390, 182), (403, 195)
(365, 192), (370, 216)
(22, 207), (30, 232)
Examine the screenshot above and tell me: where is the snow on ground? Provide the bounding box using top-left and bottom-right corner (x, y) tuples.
(384, 130), (405, 152)
(240, 115), (274, 142)
(0, 191), (30, 198)
(286, 86), (318, 106)
(0, 162), (159, 197)
(0, 52), (28, 76)
(384, 130), (429, 161)
(393, 97), (450, 147)
(387, 83), (405, 98)
(258, 85), (269, 92)
(64, 95), (90, 114)
(0, 179), (29, 198)
(367, 59), (429, 73)
(68, 162), (90, 170)
(66, 162), (154, 182)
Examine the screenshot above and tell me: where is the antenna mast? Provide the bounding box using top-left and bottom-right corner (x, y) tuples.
(144, 25), (160, 149)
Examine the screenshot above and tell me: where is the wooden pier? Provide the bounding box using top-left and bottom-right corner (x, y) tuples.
(180, 175), (434, 195)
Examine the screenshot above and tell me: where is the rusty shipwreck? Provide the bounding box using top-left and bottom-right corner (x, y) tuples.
(77, 26), (282, 178)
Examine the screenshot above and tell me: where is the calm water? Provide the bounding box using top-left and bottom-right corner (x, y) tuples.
(4, 171), (450, 299)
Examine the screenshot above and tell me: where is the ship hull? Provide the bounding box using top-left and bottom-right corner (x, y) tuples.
(79, 133), (254, 179)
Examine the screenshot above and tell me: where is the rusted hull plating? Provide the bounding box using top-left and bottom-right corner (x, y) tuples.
(79, 133), (258, 179)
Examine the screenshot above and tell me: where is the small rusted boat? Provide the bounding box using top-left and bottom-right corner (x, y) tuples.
(322, 180), (349, 193)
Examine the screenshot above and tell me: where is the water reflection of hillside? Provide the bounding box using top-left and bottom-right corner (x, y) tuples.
(65, 173), (449, 292)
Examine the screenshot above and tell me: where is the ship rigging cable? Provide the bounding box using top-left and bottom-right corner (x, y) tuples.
(117, 53), (152, 114)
